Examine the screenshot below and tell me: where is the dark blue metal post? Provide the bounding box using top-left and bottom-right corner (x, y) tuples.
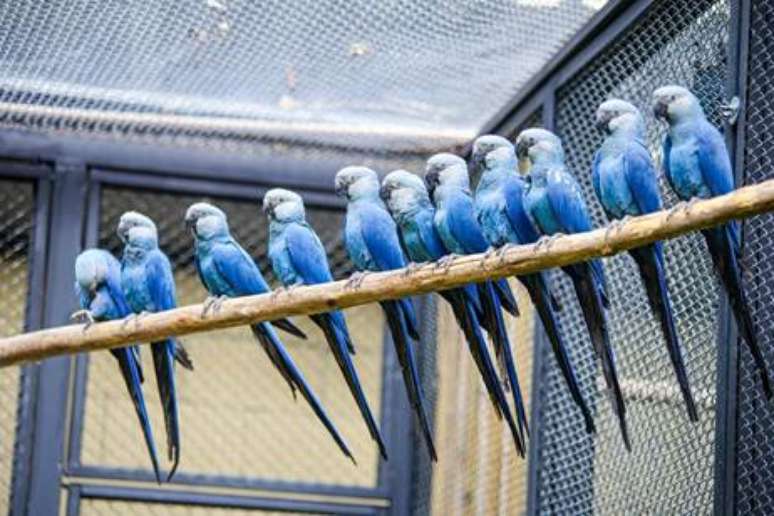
(25, 161), (89, 515)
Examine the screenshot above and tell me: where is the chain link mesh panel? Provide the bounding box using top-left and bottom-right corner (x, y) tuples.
(0, 0), (607, 153)
(0, 178), (35, 513)
(736, 0), (774, 512)
(78, 186), (386, 488)
(533, 0), (731, 513)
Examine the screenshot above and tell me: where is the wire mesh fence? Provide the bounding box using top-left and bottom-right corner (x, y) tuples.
(0, 178), (35, 513)
(530, 0), (731, 513)
(76, 186), (386, 487)
(736, 0), (774, 512)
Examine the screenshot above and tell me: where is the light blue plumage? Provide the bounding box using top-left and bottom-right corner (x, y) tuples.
(593, 99), (697, 421)
(73, 248), (162, 482)
(184, 202), (355, 462)
(335, 166), (437, 461)
(424, 154), (528, 456)
(517, 128), (630, 450)
(654, 85), (771, 398)
(380, 170), (519, 436)
(117, 212), (185, 479)
(263, 189), (388, 460)
(471, 135), (595, 434)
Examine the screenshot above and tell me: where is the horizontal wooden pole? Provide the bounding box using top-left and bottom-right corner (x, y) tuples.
(2, 178), (774, 368)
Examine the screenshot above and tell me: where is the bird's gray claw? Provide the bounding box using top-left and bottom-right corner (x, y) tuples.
(70, 309), (95, 332)
(403, 262), (420, 277)
(435, 254), (457, 273)
(480, 248), (496, 267)
(604, 220), (621, 245)
(201, 295), (217, 318)
(212, 295), (228, 313)
(497, 244), (514, 265)
(345, 272), (368, 290)
(271, 287), (287, 300)
(666, 200), (694, 221)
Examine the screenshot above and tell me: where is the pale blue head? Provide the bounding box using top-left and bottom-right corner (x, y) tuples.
(262, 188), (305, 223)
(125, 225), (158, 251)
(380, 169), (431, 218)
(185, 202), (229, 241)
(424, 153), (469, 201)
(596, 99), (645, 138)
(653, 85), (705, 124)
(470, 134), (514, 186)
(74, 249), (112, 293)
(335, 166), (380, 201)
(515, 128), (564, 169)
(117, 211), (157, 243)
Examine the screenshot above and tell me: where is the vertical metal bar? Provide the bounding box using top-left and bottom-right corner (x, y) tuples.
(713, 1), (748, 514)
(25, 161), (89, 516)
(10, 174), (53, 516)
(66, 486), (82, 516)
(66, 180), (102, 471)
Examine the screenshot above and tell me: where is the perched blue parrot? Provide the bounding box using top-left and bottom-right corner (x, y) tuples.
(380, 170), (521, 437)
(654, 85), (771, 398)
(517, 129), (630, 450)
(471, 135), (596, 434)
(262, 189), (388, 460)
(593, 99), (698, 421)
(73, 249), (162, 482)
(118, 212), (186, 479)
(424, 154), (528, 455)
(183, 202), (355, 462)
(335, 166), (437, 461)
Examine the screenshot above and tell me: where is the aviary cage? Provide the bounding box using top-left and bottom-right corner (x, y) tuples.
(0, 0), (771, 514)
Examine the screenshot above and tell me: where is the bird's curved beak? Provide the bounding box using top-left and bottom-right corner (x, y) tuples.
(424, 169), (440, 197)
(116, 220), (129, 243)
(379, 183), (394, 203)
(595, 111), (612, 133)
(184, 216), (196, 235)
(515, 139), (531, 161)
(653, 99), (669, 120)
(334, 179), (349, 199)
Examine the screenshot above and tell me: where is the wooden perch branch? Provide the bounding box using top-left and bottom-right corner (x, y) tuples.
(2, 178), (774, 368)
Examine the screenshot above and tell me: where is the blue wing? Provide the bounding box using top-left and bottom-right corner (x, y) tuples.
(359, 203), (408, 271)
(546, 168), (594, 234)
(547, 169), (608, 299)
(416, 209), (448, 261)
(285, 223), (334, 285)
(503, 176), (540, 245)
(624, 141), (663, 215)
(145, 251), (177, 311)
(445, 193), (489, 254)
(696, 122), (734, 197)
(662, 135), (675, 193)
(211, 241), (270, 296)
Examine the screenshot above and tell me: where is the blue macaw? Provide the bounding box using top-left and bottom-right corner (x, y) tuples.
(517, 129), (630, 450)
(183, 202), (355, 462)
(380, 170), (521, 439)
(335, 166), (437, 461)
(73, 249), (162, 482)
(118, 212), (186, 479)
(593, 99), (698, 421)
(262, 189), (388, 460)
(471, 135), (596, 434)
(654, 85), (771, 398)
(424, 154), (528, 455)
